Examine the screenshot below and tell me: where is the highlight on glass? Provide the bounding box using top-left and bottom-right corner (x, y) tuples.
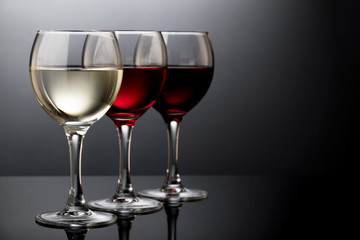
(29, 30), (123, 228)
(87, 30), (167, 214)
(138, 31), (214, 202)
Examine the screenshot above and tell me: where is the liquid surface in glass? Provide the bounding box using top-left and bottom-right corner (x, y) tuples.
(30, 67), (123, 126)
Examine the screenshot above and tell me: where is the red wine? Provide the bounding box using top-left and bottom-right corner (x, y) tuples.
(153, 66), (214, 122)
(107, 67), (166, 125)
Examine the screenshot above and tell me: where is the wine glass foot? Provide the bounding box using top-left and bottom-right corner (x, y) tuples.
(35, 209), (117, 229)
(87, 197), (163, 215)
(138, 188), (208, 202)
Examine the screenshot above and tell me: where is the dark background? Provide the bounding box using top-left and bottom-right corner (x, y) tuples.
(0, 0), (358, 176)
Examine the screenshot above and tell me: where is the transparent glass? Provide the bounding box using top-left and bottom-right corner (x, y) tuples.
(88, 31), (166, 214)
(29, 30), (123, 228)
(138, 31), (214, 202)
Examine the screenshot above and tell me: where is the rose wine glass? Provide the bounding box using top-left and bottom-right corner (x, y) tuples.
(88, 31), (166, 214)
(138, 31), (214, 202)
(29, 30), (123, 228)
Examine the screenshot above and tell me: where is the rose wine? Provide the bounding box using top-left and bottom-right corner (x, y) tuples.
(30, 67), (122, 126)
(153, 66), (214, 122)
(106, 67), (166, 125)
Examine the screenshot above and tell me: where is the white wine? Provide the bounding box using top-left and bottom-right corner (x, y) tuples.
(30, 67), (123, 127)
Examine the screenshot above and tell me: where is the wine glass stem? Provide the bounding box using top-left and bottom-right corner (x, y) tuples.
(114, 124), (136, 198)
(64, 130), (88, 212)
(163, 120), (184, 191)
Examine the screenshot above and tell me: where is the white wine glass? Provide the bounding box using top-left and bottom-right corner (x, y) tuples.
(138, 31), (214, 202)
(29, 30), (123, 228)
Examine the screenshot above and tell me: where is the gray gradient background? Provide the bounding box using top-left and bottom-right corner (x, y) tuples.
(0, 0), (357, 176)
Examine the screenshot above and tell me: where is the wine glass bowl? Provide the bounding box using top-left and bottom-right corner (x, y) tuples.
(87, 31), (166, 214)
(138, 31), (214, 202)
(30, 30), (122, 228)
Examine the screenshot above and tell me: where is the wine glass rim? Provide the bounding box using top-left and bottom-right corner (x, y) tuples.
(161, 31), (209, 35)
(36, 30), (116, 34)
(114, 30), (161, 33)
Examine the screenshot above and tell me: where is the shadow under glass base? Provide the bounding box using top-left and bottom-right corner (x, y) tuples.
(35, 209), (117, 229)
(87, 197), (163, 215)
(138, 188), (208, 202)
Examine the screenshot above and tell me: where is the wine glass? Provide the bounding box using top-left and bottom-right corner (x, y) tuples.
(87, 31), (166, 214)
(29, 30), (123, 228)
(138, 31), (214, 201)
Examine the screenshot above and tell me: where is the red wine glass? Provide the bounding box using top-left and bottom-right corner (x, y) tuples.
(88, 31), (167, 214)
(138, 31), (214, 201)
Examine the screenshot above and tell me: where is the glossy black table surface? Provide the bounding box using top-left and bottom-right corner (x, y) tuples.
(0, 175), (351, 239)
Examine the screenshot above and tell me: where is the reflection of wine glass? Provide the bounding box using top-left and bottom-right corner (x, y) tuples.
(36, 221), (93, 240)
(88, 31), (166, 214)
(138, 31), (214, 201)
(164, 195), (206, 240)
(30, 30), (123, 228)
(116, 214), (135, 240)
(37, 222), (89, 240)
(164, 202), (182, 240)
(64, 229), (88, 240)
